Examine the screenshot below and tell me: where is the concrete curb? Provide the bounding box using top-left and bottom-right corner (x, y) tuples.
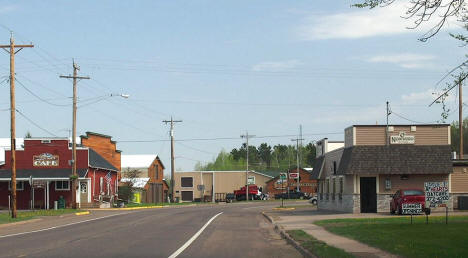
(272, 207), (296, 211)
(75, 211), (90, 216)
(86, 206), (166, 211)
(262, 212), (315, 258)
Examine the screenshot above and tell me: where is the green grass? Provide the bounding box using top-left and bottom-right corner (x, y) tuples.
(0, 209), (79, 224)
(286, 230), (354, 258)
(315, 215), (468, 258)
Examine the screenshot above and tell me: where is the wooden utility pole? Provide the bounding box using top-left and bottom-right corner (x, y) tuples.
(163, 117), (182, 202)
(241, 132), (255, 201)
(60, 61), (89, 209)
(460, 81), (463, 159)
(0, 34), (33, 218)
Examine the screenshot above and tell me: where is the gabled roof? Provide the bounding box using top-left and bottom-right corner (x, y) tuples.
(89, 148), (118, 171)
(338, 145), (452, 175)
(0, 168), (87, 179)
(121, 154), (163, 169)
(310, 156), (324, 180)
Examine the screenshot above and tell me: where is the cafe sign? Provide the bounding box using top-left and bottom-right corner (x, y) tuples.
(33, 153), (59, 167)
(390, 132), (415, 144)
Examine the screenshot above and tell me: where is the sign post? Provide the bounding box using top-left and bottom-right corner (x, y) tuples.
(280, 173), (287, 207)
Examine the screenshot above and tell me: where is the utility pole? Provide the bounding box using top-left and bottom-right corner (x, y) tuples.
(0, 33), (33, 218)
(60, 61), (89, 209)
(460, 81), (463, 159)
(291, 128), (304, 192)
(163, 117), (182, 202)
(241, 132), (255, 201)
(386, 101), (391, 146)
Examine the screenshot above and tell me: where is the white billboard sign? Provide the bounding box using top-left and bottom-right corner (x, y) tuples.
(424, 182), (449, 208)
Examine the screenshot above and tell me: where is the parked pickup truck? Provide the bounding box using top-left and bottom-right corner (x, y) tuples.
(233, 185), (267, 201)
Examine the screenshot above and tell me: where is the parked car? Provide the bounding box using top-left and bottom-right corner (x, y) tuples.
(390, 189), (426, 215)
(274, 191), (306, 200)
(308, 195), (318, 205)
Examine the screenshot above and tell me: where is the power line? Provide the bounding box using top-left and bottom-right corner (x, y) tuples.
(15, 78), (70, 107)
(391, 111), (440, 124)
(15, 109), (58, 137)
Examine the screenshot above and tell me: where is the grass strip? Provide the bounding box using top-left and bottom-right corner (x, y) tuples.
(286, 229), (354, 258)
(0, 209), (79, 224)
(315, 215), (468, 258)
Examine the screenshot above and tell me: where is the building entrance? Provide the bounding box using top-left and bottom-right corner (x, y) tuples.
(360, 177), (377, 213)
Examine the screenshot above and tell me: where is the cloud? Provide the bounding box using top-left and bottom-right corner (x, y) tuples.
(366, 53), (436, 69)
(252, 59), (302, 72)
(401, 88), (455, 104)
(296, 2), (455, 40)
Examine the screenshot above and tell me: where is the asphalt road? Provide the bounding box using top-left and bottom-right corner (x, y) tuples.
(0, 202), (303, 258)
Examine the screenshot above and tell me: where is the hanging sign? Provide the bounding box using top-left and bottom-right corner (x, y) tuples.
(390, 132), (415, 144)
(289, 173), (299, 179)
(247, 176), (255, 185)
(33, 153), (59, 167)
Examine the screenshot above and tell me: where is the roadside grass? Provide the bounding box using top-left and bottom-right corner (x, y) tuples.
(315, 215), (468, 258)
(0, 209), (79, 224)
(286, 230), (354, 258)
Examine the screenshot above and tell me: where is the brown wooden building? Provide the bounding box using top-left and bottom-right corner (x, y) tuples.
(265, 168), (318, 197)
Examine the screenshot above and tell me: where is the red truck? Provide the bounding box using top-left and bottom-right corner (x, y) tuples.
(233, 185), (265, 201)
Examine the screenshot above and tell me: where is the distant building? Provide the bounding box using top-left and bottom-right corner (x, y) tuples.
(265, 168), (318, 197)
(120, 154), (168, 203)
(174, 171), (275, 202)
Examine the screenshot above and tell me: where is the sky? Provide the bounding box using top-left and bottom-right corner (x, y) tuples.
(0, 1), (466, 173)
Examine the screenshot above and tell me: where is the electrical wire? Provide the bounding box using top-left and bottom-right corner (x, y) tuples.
(15, 78), (70, 107)
(15, 109), (58, 137)
(391, 111), (440, 124)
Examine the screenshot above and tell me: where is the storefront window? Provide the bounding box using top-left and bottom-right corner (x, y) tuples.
(8, 181), (24, 191)
(55, 180), (70, 191)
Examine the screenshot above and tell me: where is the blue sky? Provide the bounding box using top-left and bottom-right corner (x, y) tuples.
(0, 1), (465, 172)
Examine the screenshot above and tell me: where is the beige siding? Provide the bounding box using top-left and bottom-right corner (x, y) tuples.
(174, 171), (272, 201)
(355, 125), (449, 146)
(378, 174), (449, 194)
(452, 167), (468, 193)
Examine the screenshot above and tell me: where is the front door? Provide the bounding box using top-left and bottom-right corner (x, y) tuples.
(360, 177), (377, 213)
(80, 182), (89, 204)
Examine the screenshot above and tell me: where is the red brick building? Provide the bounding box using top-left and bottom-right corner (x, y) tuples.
(265, 168), (318, 197)
(0, 138), (119, 209)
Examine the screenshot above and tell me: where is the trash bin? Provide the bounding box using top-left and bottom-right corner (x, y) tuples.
(58, 196), (66, 209)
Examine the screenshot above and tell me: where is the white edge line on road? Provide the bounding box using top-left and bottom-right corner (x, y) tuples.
(0, 212), (128, 239)
(168, 212), (223, 258)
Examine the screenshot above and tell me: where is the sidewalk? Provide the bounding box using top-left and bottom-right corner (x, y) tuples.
(264, 207), (400, 258)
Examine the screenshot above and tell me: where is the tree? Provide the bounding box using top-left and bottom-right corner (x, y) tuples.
(24, 131), (32, 138)
(258, 143), (272, 168)
(355, 0), (467, 120)
(451, 118), (468, 154)
(118, 168), (141, 203)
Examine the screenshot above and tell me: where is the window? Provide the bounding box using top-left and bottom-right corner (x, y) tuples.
(55, 180), (70, 190)
(8, 181), (24, 191)
(339, 177), (344, 200)
(155, 165), (159, 179)
(181, 177), (193, 187)
(333, 161), (337, 175)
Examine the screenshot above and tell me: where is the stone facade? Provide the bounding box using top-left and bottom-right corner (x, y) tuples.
(318, 194), (360, 213)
